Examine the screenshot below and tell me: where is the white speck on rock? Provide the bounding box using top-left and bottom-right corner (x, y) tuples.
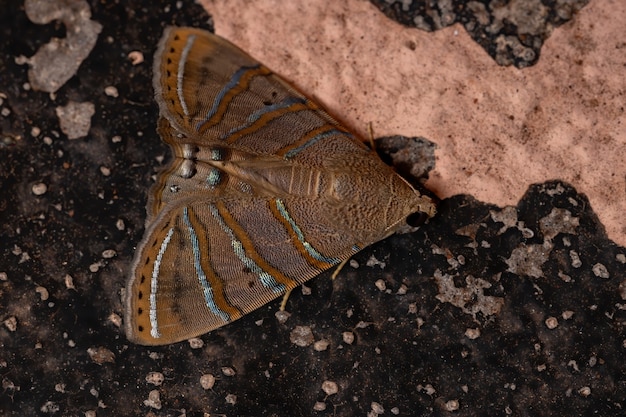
(433, 270), (504, 318)
(32, 182), (47, 195)
(221, 367), (236, 377)
(313, 401), (326, 411)
(188, 338), (204, 349)
(592, 263), (609, 279)
(275, 309), (291, 324)
(444, 399), (460, 411)
(55, 101), (95, 140)
(342, 331), (355, 345)
(3, 316), (17, 332)
(290, 325), (314, 347)
(143, 390), (161, 409)
(128, 50), (144, 65)
(545, 316), (559, 329)
(569, 250), (582, 268)
(366, 255), (386, 269)
(21, 0), (102, 93)
(145, 371), (164, 386)
(104, 85), (118, 97)
(465, 327), (481, 339)
(314, 339), (330, 351)
(370, 401), (385, 415)
(200, 373), (216, 390)
(321, 380), (339, 395)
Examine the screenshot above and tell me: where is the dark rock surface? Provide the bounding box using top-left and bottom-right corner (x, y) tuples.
(1, 1), (624, 416)
(369, 0), (590, 68)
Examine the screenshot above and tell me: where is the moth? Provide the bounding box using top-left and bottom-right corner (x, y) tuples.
(124, 26), (436, 345)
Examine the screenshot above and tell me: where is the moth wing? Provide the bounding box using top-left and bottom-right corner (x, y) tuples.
(125, 196), (359, 345)
(153, 26), (372, 165)
(128, 26), (434, 346)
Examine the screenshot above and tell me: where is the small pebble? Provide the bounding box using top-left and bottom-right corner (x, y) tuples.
(87, 346), (115, 365)
(188, 338), (204, 349)
(128, 51), (144, 65)
(221, 367), (236, 377)
(32, 182), (47, 196)
(143, 390), (161, 409)
(290, 326), (314, 347)
(200, 374), (216, 390)
(397, 284), (408, 295)
(108, 313), (122, 327)
(314, 339), (330, 351)
(40, 401), (59, 413)
(444, 400), (460, 411)
(342, 331), (355, 345)
(3, 316), (17, 332)
(35, 286), (49, 301)
(371, 401), (385, 415)
(592, 263), (609, 279)
(104, 86), (119, 97)
(321, 380), (338, 395)
(465, 328), (480, 339)
(275, 310), (290, 324)
(545, 316), (559, 329)
(64, 274), (76, 289)
(145, 372), (164, 386)
(313, 401), (326, 411)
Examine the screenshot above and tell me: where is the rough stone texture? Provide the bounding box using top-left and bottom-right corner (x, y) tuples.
(1, 1), (624, 416)
(369, 0), (590, 68)
(204, 0), (626, 248)
(55, 100), (96, 140)
(20, 0), (102, 93)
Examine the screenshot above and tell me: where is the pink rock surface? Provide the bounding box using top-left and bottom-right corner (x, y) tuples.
(201, 0), (625, 246)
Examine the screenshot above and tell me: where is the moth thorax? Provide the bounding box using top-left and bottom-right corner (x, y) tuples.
(182, 144), (195, 159)
(178, 159), (196, 178)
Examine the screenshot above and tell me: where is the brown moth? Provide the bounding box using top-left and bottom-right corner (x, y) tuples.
(124, 27), (436, 345)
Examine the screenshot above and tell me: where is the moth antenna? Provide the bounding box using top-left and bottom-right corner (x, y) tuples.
(367, 121), (376, 151)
